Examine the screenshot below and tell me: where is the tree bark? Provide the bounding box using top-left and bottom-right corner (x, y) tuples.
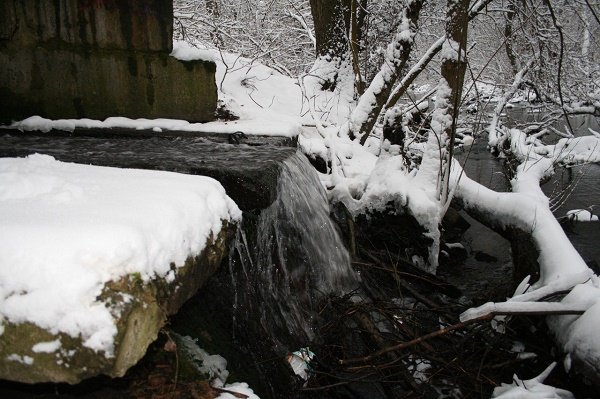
(504, 0), (518, 74)
(309, 0), (353, 59)
(439, 0), (470, 204)
(309, 0), (368, 93)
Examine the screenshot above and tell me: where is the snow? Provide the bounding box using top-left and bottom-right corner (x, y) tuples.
(547, 280), (600, 378)
(216, 383), (260, 399)
(550, 136), (600, 164)
(170, 40), (214, 62)
(491, 363), (573, 399)
(6, 116), (301, 138)
(566, 209), (598, 222)
(440, 39), (461, 62)
(0, 154), (241, 355)
(177, 335), (229, 386)
(176, 335), (260, 399)
(6, 354), (34, 365)
(32, 339), (62, 353)
(406, 356), (431, 383)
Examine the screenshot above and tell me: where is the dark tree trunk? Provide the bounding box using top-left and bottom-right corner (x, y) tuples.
(310, 0), (368, 93)
(504, 0), (518, 74)
(440, 0), (470, 202)
(309, 0), (353, 59)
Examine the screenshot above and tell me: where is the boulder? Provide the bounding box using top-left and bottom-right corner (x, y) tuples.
(0, 221), (236, 384)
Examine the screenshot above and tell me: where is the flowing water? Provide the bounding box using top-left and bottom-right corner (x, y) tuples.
(170, 152), (358, 398)
(229, 152), (357, 350)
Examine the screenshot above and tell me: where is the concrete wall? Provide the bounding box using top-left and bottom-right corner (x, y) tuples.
(0, 0), (217, 123)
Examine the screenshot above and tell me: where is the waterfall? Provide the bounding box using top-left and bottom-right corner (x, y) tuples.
(229, 152), (358, 352)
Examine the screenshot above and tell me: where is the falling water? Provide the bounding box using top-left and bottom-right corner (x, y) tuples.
(229, 152), (358, 352)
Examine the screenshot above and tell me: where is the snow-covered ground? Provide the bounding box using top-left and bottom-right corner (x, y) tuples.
(0, 154), (240, 355)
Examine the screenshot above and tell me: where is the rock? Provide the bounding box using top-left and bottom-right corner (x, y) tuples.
(0, 221), (236, 384)
(0, 0), (173, 53)
(474, 251), (498, 263)
(443, 242), (468, 261)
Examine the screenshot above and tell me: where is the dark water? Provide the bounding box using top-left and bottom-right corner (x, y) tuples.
(543, 163), (600, 269)
(0, 131), (294, 168)
(438, 136), (514, 301)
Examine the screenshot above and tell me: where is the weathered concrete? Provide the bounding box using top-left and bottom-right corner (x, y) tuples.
(0, 221), (236, 384)
(0, 0), (173, 52)
(0, 0), (217, 123)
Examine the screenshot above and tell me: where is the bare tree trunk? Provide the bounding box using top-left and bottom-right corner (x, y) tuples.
(204, 0), (223, 47)
(504, 0), (518, 75)
(438, 0), (470, 205)
(356, 0), (494, 144)
(309, 0), (354, 91)
(411, 0), (471, 271)
(310, 0), (352, 59)
(349, 0), (367, 96)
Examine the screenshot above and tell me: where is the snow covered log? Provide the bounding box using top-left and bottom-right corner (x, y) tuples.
(455, 128), (600, 386)
(0, 154), (241, 384)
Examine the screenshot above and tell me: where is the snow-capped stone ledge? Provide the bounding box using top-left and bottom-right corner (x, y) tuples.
(0, 154), (241, 383)
(4, 115), (301, 138)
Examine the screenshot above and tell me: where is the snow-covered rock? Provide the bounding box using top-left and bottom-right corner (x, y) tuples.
(566, 209), (598, 222)
(0, 154), (240, 383)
